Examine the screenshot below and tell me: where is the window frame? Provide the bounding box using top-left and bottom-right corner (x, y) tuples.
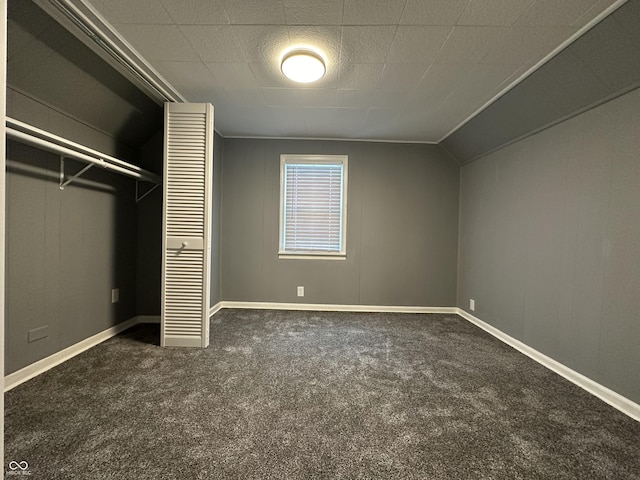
(278, 154), (348, 260)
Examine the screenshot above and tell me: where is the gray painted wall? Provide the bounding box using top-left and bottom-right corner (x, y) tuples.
(5, 130), (138, 375)
(136, 131), (163, 315)
(5, 1), (165, 373)
(7, 0), (161, 151)
(5, 42), (150, 374)
(221, 139), (459, 306)
(8, 88), (138, 162)
(457, 87), (640, 403)
(210, 133), (223, 307)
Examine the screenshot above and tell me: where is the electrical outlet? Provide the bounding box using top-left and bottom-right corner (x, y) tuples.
(297, 286), (304, 297)
(469, 299), (475, 311)
(112, 288), (120, 303)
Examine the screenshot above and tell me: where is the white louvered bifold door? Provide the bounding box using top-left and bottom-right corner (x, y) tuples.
(162, 103), (213, 347)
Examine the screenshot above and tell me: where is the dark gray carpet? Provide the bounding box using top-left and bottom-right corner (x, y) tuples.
(5, 310), (640, 479)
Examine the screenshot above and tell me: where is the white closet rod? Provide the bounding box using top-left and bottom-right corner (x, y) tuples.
(5, 117), (161, 184)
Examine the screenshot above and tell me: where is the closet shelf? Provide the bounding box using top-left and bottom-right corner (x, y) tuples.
(5, 117), (162, 189)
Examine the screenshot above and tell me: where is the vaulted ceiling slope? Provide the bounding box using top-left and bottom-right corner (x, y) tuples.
(443, 0), (640, 163)
(77, 0), (623, 143)
(7, 0), (162, 150)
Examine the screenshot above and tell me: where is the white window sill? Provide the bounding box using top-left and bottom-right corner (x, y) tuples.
(278, 253), (346, 261)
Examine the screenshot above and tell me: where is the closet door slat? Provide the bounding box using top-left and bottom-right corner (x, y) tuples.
(161, 103), (214, 348)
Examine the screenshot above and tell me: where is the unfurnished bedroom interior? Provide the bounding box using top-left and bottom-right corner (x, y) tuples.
(1, 0), (639, 478)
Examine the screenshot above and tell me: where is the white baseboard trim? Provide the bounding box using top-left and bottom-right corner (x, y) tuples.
(6, 305), (638, 422)
(219, 301), (458, 314)
(4, 316), (145, 392)
(456, 308), (640, 422)
(208, 301), (224, 318)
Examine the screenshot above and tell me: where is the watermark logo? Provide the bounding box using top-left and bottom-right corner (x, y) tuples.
(7, 461), (31, 476)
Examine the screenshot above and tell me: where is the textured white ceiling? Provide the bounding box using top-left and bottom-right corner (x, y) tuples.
(88, 0), (619, 142)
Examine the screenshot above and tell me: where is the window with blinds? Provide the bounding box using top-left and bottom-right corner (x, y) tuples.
(279, 154), (348, 257)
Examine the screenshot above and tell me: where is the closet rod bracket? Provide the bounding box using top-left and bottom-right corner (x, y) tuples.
(60, 156), (101, 190)
(136, 181), (160, 203)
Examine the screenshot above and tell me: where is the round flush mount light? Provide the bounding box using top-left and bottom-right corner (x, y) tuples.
(281, 49), (326, 83)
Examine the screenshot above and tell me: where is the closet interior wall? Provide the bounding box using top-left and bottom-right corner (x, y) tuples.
(5, 0), (162, 374)
(5, 90), (140, 374)
(136, 131), (164, 317)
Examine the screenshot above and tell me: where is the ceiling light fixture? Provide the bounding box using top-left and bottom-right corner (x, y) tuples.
(281, 49), (326, 84)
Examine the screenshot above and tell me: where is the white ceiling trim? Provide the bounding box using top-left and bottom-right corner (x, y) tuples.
(223, 134), (439, 145)
(437, 0), (630, 143)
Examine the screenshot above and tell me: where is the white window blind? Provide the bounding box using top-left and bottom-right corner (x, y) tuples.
(280, 155), (348, 257)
